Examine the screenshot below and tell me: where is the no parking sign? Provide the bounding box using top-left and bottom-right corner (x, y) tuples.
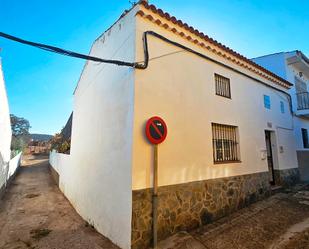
(145, 116), (167, 145)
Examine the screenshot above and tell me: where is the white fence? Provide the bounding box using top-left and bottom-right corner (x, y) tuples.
(49, 150), (70, 175)
(49, 150), (72, 198)
(0, 152), (22, 195)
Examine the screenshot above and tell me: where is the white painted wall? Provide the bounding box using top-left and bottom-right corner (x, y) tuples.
(50, 7), (138, 249)
(8, 152), (22, 179)
(0, 152), (21, 194)
(49, 150), (71, 192)
(253, 52), (309, 152)
(0, 61), (11, 164)
(49, 150), (64, 174)
(132, 11), (298, 190)
(0, 60), (13, 193)
(49, 5), (303, 248)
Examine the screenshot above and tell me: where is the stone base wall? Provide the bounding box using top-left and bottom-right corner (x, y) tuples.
(274, 168), (299, 187)
(131, 172), (270, 249)
(297, 151), (309, 182)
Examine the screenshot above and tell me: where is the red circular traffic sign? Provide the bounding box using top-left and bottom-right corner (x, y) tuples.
(145, 116), (167, 144)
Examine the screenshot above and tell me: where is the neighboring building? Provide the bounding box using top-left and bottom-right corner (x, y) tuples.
(0, 59), (21, 197)
(60, 112), (73, 141)
(253, 51), (309, 181)
(49, 2), (299, 249)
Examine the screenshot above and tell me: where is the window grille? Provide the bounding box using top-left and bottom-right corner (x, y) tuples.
(215, 74), (231, 98)
(212, 123), (240, 163)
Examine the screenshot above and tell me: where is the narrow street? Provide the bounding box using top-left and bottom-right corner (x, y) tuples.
(2, 154), (309, 249)
(0, 154), (119, 249)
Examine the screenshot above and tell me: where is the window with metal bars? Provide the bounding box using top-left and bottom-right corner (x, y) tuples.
(215, 74), (231, 98)
(212, 123), (240, 163)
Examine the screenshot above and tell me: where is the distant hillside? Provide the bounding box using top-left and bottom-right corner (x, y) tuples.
(30, 134), (53, 142)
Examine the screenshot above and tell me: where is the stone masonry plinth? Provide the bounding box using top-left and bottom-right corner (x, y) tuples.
(274, 168), (299, 187)
(131, 172), (271, 249)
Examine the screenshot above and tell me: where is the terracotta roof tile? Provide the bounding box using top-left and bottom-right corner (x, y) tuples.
(136, 1), (292, 88)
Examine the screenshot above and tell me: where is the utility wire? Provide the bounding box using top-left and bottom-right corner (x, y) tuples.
(0, 31), (140, 68)
(0, 31), (293, 113)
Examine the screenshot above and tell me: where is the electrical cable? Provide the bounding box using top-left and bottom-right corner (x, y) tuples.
(0, 30), (294, 113)
(0, 32), (139, 68)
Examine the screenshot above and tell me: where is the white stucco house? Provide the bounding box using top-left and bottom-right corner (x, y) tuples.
(253, 51), (309, 181)
(0, 59), (12, 194)
(49, 1), (300, 248)
(0, 59), (21, 197)
(0, 61), (11, 165)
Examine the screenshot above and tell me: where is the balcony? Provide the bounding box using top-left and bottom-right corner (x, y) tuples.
(297, 92), (309, 110)
(296, 92), (309, 117)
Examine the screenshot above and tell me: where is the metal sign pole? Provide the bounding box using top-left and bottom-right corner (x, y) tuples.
(153, 144), (158, 249)
(145, 116), (167, 249)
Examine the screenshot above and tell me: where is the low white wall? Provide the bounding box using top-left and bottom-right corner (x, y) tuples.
(0, 152), (22, 194)
(8, 152), (22, 179)
(49, 150), (60, 173)
(0, 154), (8, 192)
(49, 150), (71, 192)
(49, 151), (78, 210)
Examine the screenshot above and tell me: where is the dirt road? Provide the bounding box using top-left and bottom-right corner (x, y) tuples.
(0, 154), (119, 249)
(2, 154), (309, 249)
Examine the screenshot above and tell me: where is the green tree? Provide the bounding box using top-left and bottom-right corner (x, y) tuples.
(10, 114), (31, 151)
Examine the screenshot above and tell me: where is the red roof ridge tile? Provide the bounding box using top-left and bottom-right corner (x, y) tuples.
(137, 0), (292, 88)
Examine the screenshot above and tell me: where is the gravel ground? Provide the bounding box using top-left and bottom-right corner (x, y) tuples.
(0, 154), (119, 249)
(281, 227), (309, 249)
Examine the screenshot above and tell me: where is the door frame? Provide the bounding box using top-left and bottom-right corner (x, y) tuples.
(265, 130), (275, 185)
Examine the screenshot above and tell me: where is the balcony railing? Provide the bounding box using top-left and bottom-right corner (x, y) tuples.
(297, 92), (309, 110)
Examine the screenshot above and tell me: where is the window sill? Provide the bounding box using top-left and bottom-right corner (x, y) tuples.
(215, 93), (232, 99)
(214, 160), (242, 165)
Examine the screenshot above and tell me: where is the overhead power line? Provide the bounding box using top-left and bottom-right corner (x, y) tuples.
(0, 31), (141, 68)
(0, 31), (294, 114)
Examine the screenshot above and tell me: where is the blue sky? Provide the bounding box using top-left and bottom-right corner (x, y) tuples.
(0, 0), (308, 135)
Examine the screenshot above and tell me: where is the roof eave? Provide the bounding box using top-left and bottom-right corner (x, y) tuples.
(138, 0), (293, 89)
